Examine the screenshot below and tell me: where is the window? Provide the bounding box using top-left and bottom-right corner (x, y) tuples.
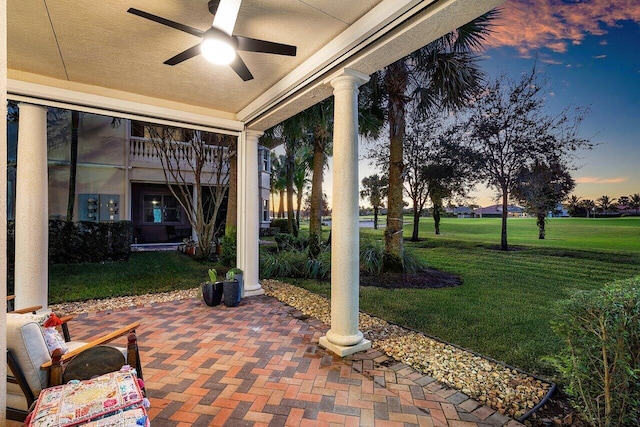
(261, 149), (270, 172)
(143, 194), (182, 223)
(262, 199), (269, 222)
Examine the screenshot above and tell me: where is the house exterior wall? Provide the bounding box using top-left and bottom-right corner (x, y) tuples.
(8, 110), (271, 242)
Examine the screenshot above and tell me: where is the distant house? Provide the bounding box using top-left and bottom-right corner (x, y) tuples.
(473, 204), (525, 218)
(452, 206), (472, 218)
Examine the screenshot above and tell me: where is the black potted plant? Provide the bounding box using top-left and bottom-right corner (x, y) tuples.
(202, 268), (223, 306)
(223, 269), (242, 307)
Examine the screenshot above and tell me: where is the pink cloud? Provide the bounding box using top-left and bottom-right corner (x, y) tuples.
(486, 0), (640, 55)
(576, 176), (628, 184)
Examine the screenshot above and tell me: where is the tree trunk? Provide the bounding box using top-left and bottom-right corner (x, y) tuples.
(296, 191), (303, 230)
(285, 155), (297, 236)
(537, 213), (546, 239)
(411, 207), (420, 241)
(373, 206), (379, 230)
(308, 137), (325, 258)
(383, 61), (408, 272)
(67, 111), (79, 221)
(433, 206), (441, 235)
(278, 190), (285, 218)
(500, 189), (509, 251)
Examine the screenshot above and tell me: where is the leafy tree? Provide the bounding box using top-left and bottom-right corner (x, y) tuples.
(366, 11), (496, 271)
(596, 195), (616, 214)
(360, 174), (387, 230)
(628, 193), (640, 215)
(145, 124), (232, 259)
(581, 199), (596, 218)
(460, 67), (591, 250)
(511, 158), (575, 239)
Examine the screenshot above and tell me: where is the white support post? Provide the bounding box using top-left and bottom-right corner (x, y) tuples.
(319, 69), (371, 357)
(14, 103), (49, 310)
(238, 129), (264, 296)
(1, 0), (8, 418)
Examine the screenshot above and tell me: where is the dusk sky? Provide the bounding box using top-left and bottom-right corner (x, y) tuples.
(304, 0), (640, 208)
(473, 0), (640, 206)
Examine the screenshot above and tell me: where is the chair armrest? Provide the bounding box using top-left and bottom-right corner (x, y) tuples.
(58, 315), (74, 342)
(9, 305), (43, 314)
(41, 321), (141, 369)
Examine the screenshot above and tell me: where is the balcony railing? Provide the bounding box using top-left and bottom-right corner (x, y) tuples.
(129, 137), (224, 169)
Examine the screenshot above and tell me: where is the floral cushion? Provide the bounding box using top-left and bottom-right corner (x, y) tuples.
(28, 371), (144, 427)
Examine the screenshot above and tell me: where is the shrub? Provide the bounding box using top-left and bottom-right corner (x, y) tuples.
(270, 218), (297, 235)
(360, 239), (427, 274)
(260, 250), (306, 278)
(551, 277), (640, 427)
(219, 233), (237, 266)
(360, 240), (384, 275)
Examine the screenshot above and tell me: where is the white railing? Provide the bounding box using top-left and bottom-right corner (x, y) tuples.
(129, 137), (224, 167)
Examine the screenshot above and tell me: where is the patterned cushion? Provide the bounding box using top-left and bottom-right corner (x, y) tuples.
(28, 371), (144, 427)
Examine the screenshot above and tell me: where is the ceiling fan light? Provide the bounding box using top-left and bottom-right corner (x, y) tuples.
(201, 38), (236, 65)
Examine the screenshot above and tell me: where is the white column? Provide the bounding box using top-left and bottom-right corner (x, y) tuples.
(238, 129), (264, 296)
(1, 0), (9, 418)
(14, 103), (49, 310)
(319, 69), (371, 357)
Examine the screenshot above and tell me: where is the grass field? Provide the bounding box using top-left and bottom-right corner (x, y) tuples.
(294, 217), (640, 377)
(49, 216), (640, 378)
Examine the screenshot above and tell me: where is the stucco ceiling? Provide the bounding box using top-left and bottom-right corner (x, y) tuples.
(7, 0), (503, 131)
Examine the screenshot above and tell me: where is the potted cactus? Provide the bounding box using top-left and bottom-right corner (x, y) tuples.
(223, 268), (242, 307)
(202, 268), (223, 306)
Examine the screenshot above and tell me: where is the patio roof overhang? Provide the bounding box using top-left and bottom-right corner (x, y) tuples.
(7, 0), (502, 132)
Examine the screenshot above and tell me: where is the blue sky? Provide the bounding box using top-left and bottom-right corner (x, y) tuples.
(471, 0), (640, 205)
(312, 0), (640, 208)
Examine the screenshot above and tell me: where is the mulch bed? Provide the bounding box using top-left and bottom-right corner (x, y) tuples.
(360, 268), (463, 289)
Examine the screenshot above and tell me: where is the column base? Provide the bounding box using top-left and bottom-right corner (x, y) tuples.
(244, 283), (265, 297)
(319, 336), (371, 357)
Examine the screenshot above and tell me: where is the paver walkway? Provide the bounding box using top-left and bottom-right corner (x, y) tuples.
(49, 295), (524, 426)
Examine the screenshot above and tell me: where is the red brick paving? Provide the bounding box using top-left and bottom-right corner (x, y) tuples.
(51, 295), (523, 426)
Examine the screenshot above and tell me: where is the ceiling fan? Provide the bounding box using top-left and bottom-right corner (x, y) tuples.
(127, 0), (297, 81)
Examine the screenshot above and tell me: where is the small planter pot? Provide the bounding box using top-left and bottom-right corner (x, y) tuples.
(223, 280), (241, 307)
(202, 281), (223, 306)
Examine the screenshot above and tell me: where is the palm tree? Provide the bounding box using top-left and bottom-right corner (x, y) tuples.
(292, 146), (312, 229)
(596, 195), (616, 215)
(360, 174), (388, 229)
(298, 99), (334, 258)
(581, 199), (596, 218)
(628, 193), (640, 215)
(270, 154), (287, 218)
(566, 195), (582, 217)
(368, 10), (497, 271)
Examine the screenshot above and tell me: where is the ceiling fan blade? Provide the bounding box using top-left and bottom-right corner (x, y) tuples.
(235, 36), (297, 56)
(127, 8), (204, 38)
(164, 44), (202, 66)
(212, 0), (242, 35)
(229, 55), (254, 81)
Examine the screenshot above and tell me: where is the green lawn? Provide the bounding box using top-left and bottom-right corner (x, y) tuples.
(296, 217), (640, 377)
(48, 217), (640, 378)
(49, 251), (217, 303)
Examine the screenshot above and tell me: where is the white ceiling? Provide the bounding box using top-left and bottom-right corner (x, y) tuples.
(7, 0), (503, 131)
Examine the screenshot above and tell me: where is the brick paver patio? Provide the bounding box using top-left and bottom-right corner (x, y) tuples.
(30, 295), (524, 426)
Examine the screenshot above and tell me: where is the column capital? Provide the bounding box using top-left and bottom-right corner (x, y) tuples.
(244, 129), (264, 141)
(326, 68), (370, 89)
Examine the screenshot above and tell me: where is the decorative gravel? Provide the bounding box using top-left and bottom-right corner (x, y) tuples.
(261, 279), (552, 420)
(51, 280), (551, 419)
